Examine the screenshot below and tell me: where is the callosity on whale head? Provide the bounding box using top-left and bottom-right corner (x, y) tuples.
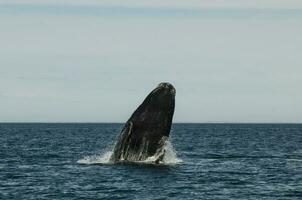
(110, 82), (176, 163)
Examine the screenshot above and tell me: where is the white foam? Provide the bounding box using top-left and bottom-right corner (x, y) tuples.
(77, 140), (182, 165)
(77, 151), (113, 164)
(162, 140), (183, 164)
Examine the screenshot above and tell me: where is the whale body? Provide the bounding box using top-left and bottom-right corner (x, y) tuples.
(110, 82), (176, 163)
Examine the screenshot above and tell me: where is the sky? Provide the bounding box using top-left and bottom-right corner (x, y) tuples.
(0, 1), (302, 123)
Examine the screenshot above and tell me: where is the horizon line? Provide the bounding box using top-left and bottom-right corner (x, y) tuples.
(1, 121), (301, 124)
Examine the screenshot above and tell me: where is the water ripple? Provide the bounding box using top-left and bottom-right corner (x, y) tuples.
(1, 123), (302, 199)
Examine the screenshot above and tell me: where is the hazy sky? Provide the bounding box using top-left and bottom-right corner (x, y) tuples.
(1, 1), (302, 123)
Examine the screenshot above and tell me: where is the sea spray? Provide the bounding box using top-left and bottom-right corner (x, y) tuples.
(77, 151), (112, 164)
(163, 140), (182, 164)
(77, 140), (182, 165)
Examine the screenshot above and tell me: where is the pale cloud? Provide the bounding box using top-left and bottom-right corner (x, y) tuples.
(1, 0), (302, 9)
(0, 2), (301, 122)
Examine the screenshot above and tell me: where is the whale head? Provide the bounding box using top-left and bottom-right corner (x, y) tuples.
(130, 82), (176, 137)
(110, 82), (176, 162)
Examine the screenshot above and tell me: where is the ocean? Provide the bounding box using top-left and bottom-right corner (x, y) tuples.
(1, 123), (301, 199)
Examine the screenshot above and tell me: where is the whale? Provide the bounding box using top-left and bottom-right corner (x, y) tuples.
(110, 82), (176, 163)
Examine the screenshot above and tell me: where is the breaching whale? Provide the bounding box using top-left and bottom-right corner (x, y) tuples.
(110, 82), (176, 163)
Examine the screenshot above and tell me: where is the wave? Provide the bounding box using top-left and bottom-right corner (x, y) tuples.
(77, 140), (182, 165)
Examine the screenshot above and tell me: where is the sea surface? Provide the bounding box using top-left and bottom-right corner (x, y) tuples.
(1, 123), (302, 199)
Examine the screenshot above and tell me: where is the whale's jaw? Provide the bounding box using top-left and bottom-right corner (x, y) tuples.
(110, 82), (175, 163)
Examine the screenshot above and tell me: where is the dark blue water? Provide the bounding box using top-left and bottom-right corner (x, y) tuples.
(1, 123), (302, 199)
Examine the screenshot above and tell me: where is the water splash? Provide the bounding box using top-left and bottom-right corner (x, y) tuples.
(163, 140), (183, 164)
(77, 151), (112, 164)
(77, 140), (182, 165)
